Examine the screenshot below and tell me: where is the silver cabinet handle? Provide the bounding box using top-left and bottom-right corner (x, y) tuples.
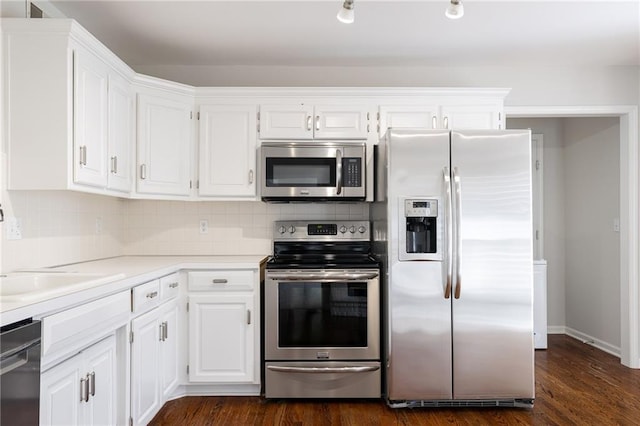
(140, 164), (147, 180)
(432, 116), (437, 129)
(79, 146), (87, 166)
(169, 282), (179, 289)
(335, 149), (343, 195)
(248, 169), (254, 184)
(267, 365), (380, 374)
(247, 309), (251, 325)
(164, 321), (168, 341)
(315, 115), (320, 131)
(212, 279), (228, 284)
(110, 156), (118, 174)
(453, 166), (462, 299)
(146, 291), (158, 299)
(80, 377), (87, 402)
(306, 115), (312, 131)
(443, 167), (452, 299)
(159, 323), (164, 341)
(89, 372), (95, 397)
(444, 116), (450, 129)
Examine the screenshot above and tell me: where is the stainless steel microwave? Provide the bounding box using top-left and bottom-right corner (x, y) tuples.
(260, 143), (366, 201)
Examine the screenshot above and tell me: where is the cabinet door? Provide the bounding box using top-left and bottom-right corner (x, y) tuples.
(137, 93), (192, 196)
(83, 335), (116, 426)
(314, 105), (369, 139)
(131, 309), (161, 426)
(188, 294), (255, 383)
(40, 353), (83, 426)
(378, 105), (440, 137)
(107, 73), (133, 193)
(74, 48), (108, 188)
(198, 105), (257, 197)
(259, 104), (314, 139)
(440, 105), (502, 130)
(160, 301), (180, 399)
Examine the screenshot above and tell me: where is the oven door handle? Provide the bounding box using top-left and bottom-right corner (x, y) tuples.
(267, 365), (380, 374)
(267, 272), (379, 281)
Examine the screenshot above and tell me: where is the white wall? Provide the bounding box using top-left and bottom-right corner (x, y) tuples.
(563, 117), (620, 347)
(507, 118), (566, 330)
(134, 65), (640, 107)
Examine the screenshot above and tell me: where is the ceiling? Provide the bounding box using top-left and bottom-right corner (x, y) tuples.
(38, 0), (640, 69)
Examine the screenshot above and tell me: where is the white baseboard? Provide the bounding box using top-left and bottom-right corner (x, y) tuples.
(563, 327), (621, 358)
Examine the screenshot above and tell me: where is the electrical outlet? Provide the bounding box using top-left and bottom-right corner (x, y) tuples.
(6, 217), (22, 240)
(95, 217), (103, 234)
(199, 220), (209, 234)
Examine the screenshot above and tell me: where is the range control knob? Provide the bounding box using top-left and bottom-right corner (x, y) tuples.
(358, 226), (366, 234)
(349, 226), (356, 234)
(278, 226), (287, 234)
(288, 226), (296, 234)
(339, 226), (347, 234)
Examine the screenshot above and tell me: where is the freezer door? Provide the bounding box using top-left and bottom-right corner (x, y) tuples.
(386, 129), (453, 400)
(450, 130), (535, 399)
(387, 261), (452, 400)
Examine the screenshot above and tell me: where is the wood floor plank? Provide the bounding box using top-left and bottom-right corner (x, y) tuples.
(150, 335), (640, 425)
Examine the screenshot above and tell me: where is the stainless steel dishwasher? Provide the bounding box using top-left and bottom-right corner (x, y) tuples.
(1, 319), (41, 425)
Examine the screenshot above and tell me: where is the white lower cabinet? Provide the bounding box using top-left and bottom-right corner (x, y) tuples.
(188, 294), (255, 383)
(40, 335), (116, 426)
(130, 299), (179, 426)
(187, 269), (260, 387)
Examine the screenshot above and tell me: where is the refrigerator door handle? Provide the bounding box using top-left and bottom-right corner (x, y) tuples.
(453, 166), (462, 299)
(443, 167), (452, 299)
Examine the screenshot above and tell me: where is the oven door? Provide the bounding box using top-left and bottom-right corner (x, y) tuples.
(260, 144), (366, 200)
(265, 269), (380, 361)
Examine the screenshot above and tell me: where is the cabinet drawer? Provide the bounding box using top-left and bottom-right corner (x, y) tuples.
(160, 273), (180, 301)
(132, 279), (161, 314)
(42, 291), (129, 361)
(188, 270), (254, 292)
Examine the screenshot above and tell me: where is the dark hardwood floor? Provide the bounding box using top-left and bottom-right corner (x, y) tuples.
(150, 335), (640, 425)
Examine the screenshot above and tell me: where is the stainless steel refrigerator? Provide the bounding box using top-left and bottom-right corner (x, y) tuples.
(372, 129), (535, 407)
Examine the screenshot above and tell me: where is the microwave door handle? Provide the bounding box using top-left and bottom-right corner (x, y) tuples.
(336, 149), (343, 195)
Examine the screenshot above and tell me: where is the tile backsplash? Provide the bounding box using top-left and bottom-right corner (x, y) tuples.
(122, 200), (369, 256)
(1, 191), (126, 272)
(1, 189), (369, 272)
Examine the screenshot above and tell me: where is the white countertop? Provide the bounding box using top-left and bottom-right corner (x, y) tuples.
(0, 255), (268, 327)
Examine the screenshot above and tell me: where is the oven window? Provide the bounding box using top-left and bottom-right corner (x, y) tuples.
(266, 158), (336, 187)
(278, 282), (368, 348)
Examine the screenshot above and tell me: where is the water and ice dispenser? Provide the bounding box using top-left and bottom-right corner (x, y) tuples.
(399, 198), (441, 261)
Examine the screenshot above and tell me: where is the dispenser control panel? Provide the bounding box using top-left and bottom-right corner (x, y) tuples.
(405, 199), (438, 217)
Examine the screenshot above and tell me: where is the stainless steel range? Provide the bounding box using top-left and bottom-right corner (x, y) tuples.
(264, 220), (381, 399)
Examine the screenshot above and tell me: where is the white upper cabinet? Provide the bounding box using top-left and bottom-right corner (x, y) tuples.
(379, 93), (505, 136)
(259, 104), (370, 140)
(74, 49), (109, 188)
(136, 92), (193, 197)
(378, 105), (441, 136)
(3, 19), (134, 196)
(198, 104), (257, 198)
(107, 73), (134, 192)
(439, 104), (502, 130)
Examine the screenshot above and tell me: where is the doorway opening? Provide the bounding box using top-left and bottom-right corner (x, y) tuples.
(506, 106), (638, 369)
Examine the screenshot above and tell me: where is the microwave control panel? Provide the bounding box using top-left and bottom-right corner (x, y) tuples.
(342, 158), (362, 187)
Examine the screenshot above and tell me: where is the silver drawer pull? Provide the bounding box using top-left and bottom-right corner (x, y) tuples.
(89, 372), (95, 397)
(212, 279), (228, 284)
(169, 282), (179, 288)
(146, 291), (158, 299)
(267, 365), (380, 374)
